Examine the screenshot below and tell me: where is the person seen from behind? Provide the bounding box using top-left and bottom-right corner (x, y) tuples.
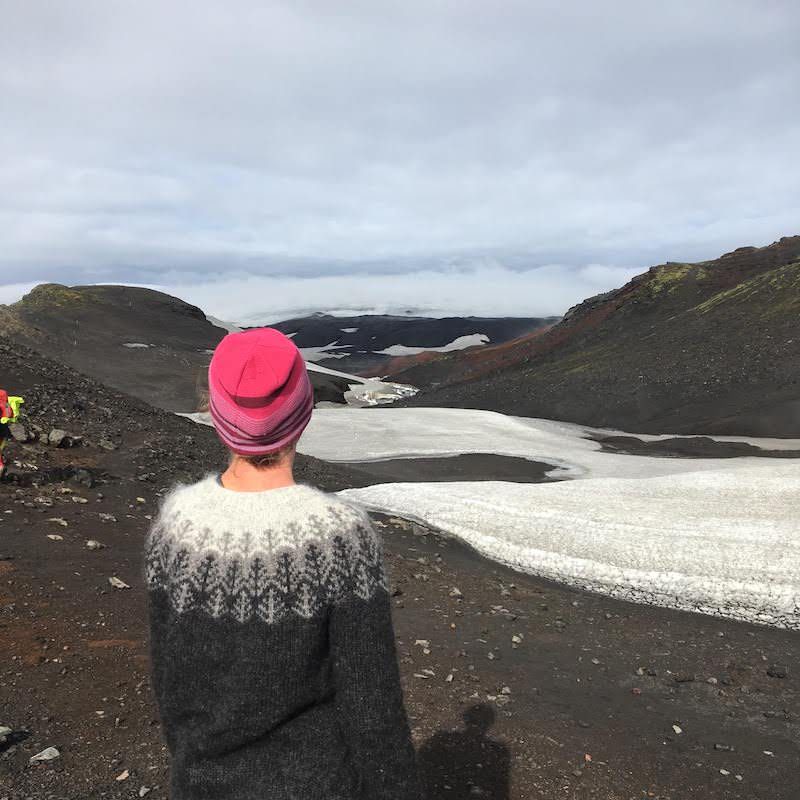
(145, 328), (421, 800)
(0, 390), (24, 479)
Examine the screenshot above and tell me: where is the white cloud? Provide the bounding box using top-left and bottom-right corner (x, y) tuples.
(0, 282), (39, 305)
(0, 0), (798, 294)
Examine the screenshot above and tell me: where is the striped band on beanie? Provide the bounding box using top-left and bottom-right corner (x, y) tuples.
(208, 328), (314, 455)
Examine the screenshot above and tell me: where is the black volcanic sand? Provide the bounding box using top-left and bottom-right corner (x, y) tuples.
(593, 434), (800, 459)
(342, 453), (556, 484)
(2, 336), (799, 800)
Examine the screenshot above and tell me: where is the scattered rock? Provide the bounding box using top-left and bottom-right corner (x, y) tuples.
(714, 743), (734, 752)
(47, 534), (64, 541)
(86, 540), (106, 550)
(71, 495), (89, 504)
(86, 539), (105, 550)
(109, 576), (131, 590)
(672, 724), (683, 735)
(767, 665), (788, 679)
(47, 518), (68, 527)
(139, 788), (152, 798)
(8, 423), (29, 442)
(49, 429), (79, 447)
(116, 769), (130, 781)
(449, 587), (463, 598)
(0, 726), (12, 744)
(72, 468), (95, 488)
(29, 746), (60, 764)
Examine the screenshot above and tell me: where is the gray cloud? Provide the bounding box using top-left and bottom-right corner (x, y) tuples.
(1, 0), (798, 314)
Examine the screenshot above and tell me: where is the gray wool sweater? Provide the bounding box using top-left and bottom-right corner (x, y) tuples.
(145, 476), (421, 800)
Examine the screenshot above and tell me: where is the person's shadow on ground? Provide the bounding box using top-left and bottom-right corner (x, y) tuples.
(418, 704), (510, 799)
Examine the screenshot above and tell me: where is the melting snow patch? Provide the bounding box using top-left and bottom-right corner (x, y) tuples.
(122, 342), (151, 348)
(299, 407), (800, 627)
(206, 316), (242, 333)
(340, 467), (800, 628)
(300, 341), (352, 361)
(300, 408), (797, 481)
(375, 333), (489, 356)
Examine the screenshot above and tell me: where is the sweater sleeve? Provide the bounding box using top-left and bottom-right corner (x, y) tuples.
(329, 521), (421, 800)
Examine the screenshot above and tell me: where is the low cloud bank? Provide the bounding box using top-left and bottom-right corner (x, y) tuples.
(157, 263), (642, 323)
(0, 263), (645, 322)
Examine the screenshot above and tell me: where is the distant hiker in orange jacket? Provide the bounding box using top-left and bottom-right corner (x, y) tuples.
(0, 390), (24, 478)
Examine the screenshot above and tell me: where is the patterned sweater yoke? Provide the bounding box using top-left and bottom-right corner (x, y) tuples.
(145, 477), (421, 800)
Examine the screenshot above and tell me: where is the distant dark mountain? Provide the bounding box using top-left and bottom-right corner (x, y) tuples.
(269, 313), (558, 375)
(405, 236), (800, 437)
(0, 284), (352, 411)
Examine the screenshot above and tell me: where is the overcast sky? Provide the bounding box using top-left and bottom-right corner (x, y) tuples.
(1, 1), (798, 319)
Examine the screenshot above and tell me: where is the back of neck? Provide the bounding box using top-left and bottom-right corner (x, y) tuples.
(220, 457), (296, 493)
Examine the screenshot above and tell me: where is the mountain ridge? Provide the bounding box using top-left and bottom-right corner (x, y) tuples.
(401, 236), (800, 436)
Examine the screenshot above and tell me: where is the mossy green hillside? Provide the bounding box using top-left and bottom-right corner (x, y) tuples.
(693, 260), (800, 316)
(13, 283), (89, 312)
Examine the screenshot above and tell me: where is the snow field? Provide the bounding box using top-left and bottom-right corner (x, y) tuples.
(300, 408), (800, 627)
(340, 468), (800, 628)
(301, 407), (794, 481)
(375, 333), (490, 356)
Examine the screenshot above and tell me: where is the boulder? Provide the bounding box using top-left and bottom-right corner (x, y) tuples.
(48, 429), (82, 448)
(8, 423), (28, 442)
(48, 429), (69, 446)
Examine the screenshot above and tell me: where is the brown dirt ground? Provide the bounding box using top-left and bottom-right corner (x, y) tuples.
(1, 439), (798, 800)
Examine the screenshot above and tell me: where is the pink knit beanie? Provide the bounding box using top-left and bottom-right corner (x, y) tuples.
(208, 328), (314, 455)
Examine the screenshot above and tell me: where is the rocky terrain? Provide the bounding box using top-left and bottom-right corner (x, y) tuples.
(270, 312), (557, 375)
(403, 236), (800, 437)
(1, 336), (798, 799)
